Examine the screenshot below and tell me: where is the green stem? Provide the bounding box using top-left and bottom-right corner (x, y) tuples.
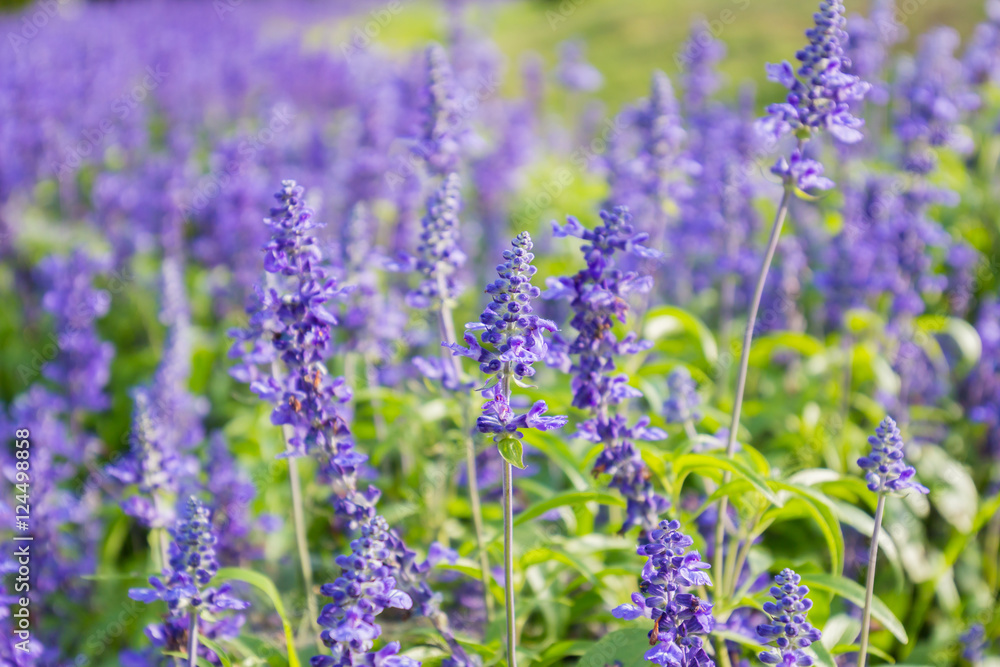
(436, 281), (494, 621)
(857, 493), (886, 667)
(500, 365), (517, 667)
(187, 610), (199, 667)
(715, 182), (794, 595)
(503, 459), (516, 667)
(286, 453), (321, 651)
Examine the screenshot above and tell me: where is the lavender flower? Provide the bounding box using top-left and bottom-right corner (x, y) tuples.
(960, 624), (988, 663)
(963, 299), (1000, 457)
(664, 368), (702, 426)
(554, 40), (603, 92)
(680, 21), (726, 113)
(964, 1), (1000, 86)
(36, 250), (114, 413)
(758, 0), (870, 189)
(857, 416), (929, 494)
(407, 172), (466, 309)
(109, 389), (186, 529)
(446, 232), (567, 464)
(129, 497), (249, 662)
(612, 520), (716, 666)
(894, 27), (980, 174)
(756, 568), (822, 666)
(313, 516), (419, 667)
(760, 0), (869, 143)
(845, 0), (906, 105)
(546, 207), (668, 533)
(420, 44), (461, 175)
(228, 181), (377, 526)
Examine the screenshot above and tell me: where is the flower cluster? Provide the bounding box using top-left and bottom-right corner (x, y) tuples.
(407, 172), (466, 309)
(756, 568), (822, 666)
(314, 516), (419, 667)
(229, 181), (377, 526)
(963, 1), (1000, 86)
(109, 389), (187, 528)
(759, 0), (870, 189)
(612, 520), (715, 666)
(546, 208), (669, 533)
(857, 417), (929, 495)
(420, 44), (462, 175)
(447, 232), (567, 448)
(845, 0), (905, 105)
(664, 368), (702, 426)
(894, 27), (979, 175)
(129, 497), (249, 662)
(36, 250), (114, 413)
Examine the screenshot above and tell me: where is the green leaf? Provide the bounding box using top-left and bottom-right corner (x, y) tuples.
(673, 452), (783, 506)
(199, 637), (233, 667)
(216, 567), (302, 667)
(831, 500), (904, 588)
(643, 305), (718, 364)
(772, 482), (845, 577)
(577, 627), (651, 667)
(165, 651), (215, 667)
(497, 437), (525, 469)
(800, 573), (908, 644)
(831, 644), (895, 662)
(514, 491), (625, 526)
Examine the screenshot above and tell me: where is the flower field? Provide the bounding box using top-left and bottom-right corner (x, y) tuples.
(0, 0), (999, 666)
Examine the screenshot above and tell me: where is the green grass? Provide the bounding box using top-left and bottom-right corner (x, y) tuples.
(340, 0), (989, 110)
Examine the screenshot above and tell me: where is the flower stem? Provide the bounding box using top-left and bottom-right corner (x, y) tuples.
(500, 365), (517, 667)
(714, 182), (793, 596)
(437, 284), (493, 621)
(857, 493), (886, 667)
(503, 459), (516, 667)
(286, 454), (320, 648)
(187, 610), (199, 667)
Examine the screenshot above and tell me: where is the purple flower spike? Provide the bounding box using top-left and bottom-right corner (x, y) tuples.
(758, 0), (870, 190)
(420, 44), (462, 175)
(857, 416), (929, 495)
(128, 497), (249, 664)
(757, 568), (821, 667)
(447, 232), (567, 456)
(612, 520), (716, 666)
(408, 172), (466, 309)
(759, 0), (870, 144)
(547, 207), (668, 533)
(229, 180), (376, 527)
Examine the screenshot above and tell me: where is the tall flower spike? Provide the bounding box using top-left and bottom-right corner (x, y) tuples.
(664, 368), (702, 426)
(407, 172), (466, 309)
(420, 44), (461, 175)
(129, 497), (249, 663)
(228, 181), (377, 525)
(313, 516), (419, 667)
(757, 568), (821, 666)
(857, 416), (929, 495)
(447, 231), (568, 463)
(758, 0), (870, 190)
(546, 207), (668, 534)
(612, 520), (716, 666)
